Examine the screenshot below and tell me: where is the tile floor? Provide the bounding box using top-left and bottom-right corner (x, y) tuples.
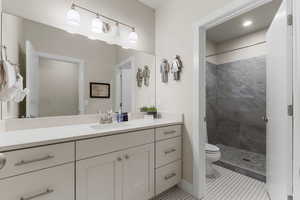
(217, 144), (266, 175)
(156, 165), (269, 200)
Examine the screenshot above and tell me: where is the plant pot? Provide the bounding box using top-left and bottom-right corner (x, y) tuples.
(147, 111), (158, 119)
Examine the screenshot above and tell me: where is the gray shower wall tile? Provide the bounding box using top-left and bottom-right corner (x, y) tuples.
(206, 62), (218, 144)
(206, 56), (266, 154)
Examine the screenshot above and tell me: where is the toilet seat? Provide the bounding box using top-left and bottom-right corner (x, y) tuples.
(205, 143), (220, 153)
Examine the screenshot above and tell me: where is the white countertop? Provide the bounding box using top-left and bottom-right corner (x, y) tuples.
(0, 118), (183, 152)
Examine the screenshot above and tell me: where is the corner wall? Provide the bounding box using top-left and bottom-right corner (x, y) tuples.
(155, 0), (234, 184)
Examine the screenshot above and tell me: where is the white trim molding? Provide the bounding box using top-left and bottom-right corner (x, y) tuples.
(192, 0), (273, 198)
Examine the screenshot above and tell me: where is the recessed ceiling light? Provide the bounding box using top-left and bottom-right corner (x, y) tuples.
(243, 20), (253, 27)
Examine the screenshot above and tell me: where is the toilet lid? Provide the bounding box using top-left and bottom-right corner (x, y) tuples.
(205, 144), (220, 152)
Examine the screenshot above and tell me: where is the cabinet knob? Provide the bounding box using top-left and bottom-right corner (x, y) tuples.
(0, 153), (7, 170)
(124, 155), (130, 160)
(117, 157), (122, 162)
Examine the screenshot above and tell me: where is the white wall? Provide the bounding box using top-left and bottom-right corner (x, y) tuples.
(214, 29), (267, 64)
(39, 59), (79, 117)
(155, 0), (235, 184)
(0, 0), (5, 131)
(207, 29), (267, 65)
(2, 0), (155, 53)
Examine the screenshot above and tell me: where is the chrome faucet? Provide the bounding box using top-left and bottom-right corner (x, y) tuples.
(99, 110), (113, 124)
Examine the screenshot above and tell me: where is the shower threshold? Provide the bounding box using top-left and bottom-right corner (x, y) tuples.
(214, 144), (266, 182)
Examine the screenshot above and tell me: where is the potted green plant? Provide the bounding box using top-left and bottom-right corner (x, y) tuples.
(146, 106), (158, 118)
(140, 106), (158, 118)
(140, 106), (148, 112)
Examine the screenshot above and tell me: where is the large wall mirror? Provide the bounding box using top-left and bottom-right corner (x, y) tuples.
(1, 12), (156, 119)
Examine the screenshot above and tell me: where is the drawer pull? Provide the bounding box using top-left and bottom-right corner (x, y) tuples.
(164, 130), (176, 135)
(0, 153), (6, 170)
(20, 188), (54, 200)
(164, 173), (176, 180)
(15, 155), (55, 166)
(164, 149), (177, 154)
(124, 154), (130, 160)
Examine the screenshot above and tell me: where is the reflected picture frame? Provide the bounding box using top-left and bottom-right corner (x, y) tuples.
(90, 82), (110, 98)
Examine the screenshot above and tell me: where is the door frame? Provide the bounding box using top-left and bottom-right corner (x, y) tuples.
(292, 0), (300, 199)
(191, 0), (295, 198)
(35, 52), (85, 115)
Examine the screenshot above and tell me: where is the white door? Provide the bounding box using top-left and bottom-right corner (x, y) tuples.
(25, 40), (39, 118)
(122, 144), (155, 200)
(76, 151), (122, 200)
(266, 0), (293, 199)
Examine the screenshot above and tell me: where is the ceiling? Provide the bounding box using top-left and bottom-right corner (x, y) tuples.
(138, 0), (162, 9)
(207, 0), (282, 43)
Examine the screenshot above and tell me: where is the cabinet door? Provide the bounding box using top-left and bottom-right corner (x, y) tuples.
(76, 151), (123, 200)
(0, 163), (74, 200)
(122, 144), (155, 200)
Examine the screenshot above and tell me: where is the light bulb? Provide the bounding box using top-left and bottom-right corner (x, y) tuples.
(128, 29), (138, 44)
(92, 15), (103, 33)
(67, 5), (80, 26)
(243, 20), (253, 27)
(109, 23), (120, 44)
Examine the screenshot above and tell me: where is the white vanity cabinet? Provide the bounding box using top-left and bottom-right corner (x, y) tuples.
(0, 163), (75, 200)
(155, 125), (182, 195)
(76, 129), (155, 200)
(76, 144), (154, 200)
(0, 123), (182, 200)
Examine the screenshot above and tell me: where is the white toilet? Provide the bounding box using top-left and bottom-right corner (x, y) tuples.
(205, 143), (221, 178)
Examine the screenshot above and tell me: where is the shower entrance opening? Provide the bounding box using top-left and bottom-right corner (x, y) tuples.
(193, 0), (295, 199)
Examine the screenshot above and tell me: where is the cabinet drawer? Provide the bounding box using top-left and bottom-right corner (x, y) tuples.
(156, 137), (181, 168)
(0, 142), (75, 179)
(155, 125), (181, 141)
(76, 129), (155, 160)
(155, 160), (182, 195)
(0, 163), (74, 200)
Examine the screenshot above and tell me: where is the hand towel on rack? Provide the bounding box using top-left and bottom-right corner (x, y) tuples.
(13, 74), (29, 103)
(3, 60), (17, 88)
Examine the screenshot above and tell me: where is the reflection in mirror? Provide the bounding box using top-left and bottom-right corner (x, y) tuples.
(1, 13), (156, 119)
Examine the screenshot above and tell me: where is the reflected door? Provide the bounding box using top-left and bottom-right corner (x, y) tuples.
(121, 67), (132, 113)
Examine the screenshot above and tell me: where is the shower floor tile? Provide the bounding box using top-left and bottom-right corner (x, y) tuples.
(215, 144), (266, 181)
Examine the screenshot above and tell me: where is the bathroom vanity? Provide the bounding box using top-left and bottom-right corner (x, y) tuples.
(0, 119), (182, 200)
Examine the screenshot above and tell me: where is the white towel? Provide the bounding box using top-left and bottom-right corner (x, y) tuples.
(3, 60), (17, 88)
(171, 59), (180, 73)
(13, 74), (29, 102)
(0, 71), (29, 103)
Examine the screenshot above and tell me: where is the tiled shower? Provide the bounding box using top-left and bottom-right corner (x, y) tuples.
(206, 56), (266, 181)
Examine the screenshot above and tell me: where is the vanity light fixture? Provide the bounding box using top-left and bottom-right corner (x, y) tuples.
(108, 22), (121, 44)
(67, 3), (138, 44)
(243, 20), (253, 27)
(128, 28), (138, 44)
(67, 4), (80, 26)
(91, 14), (103, 33)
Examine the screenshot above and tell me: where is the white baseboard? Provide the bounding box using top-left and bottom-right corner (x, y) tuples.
(178, 179), (194, 195)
